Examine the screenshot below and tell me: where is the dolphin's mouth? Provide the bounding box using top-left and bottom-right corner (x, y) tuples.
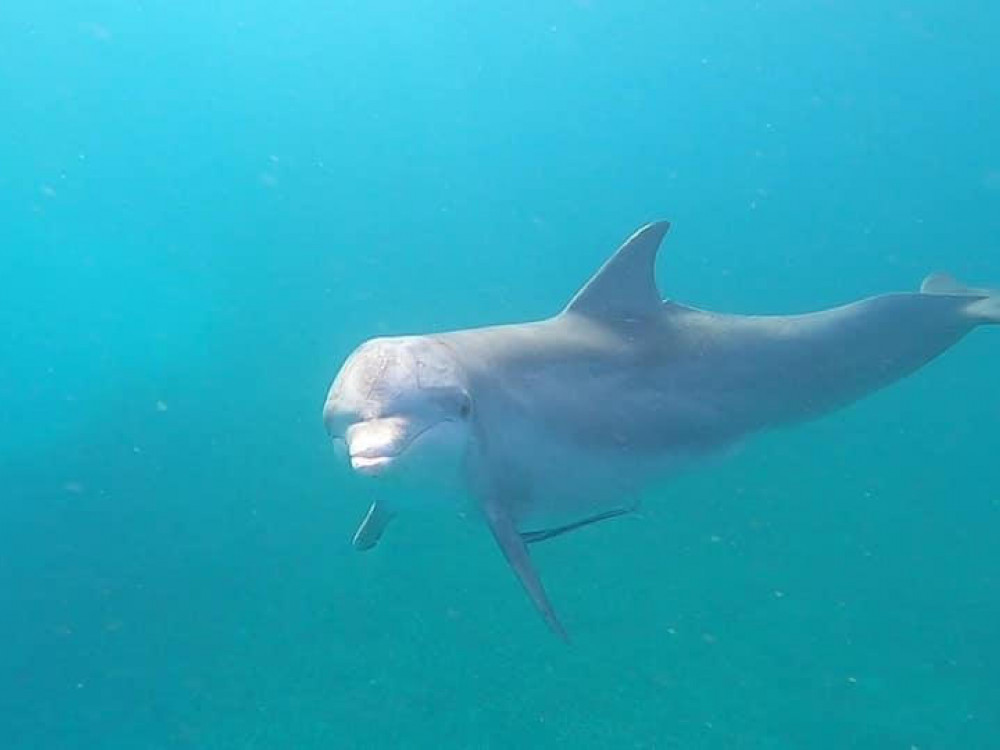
(343, 419), (440, 477)
(350, 454), (394, 475)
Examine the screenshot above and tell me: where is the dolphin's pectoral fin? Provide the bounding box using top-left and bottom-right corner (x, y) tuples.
(483, 500), (569, 641)
(352, 501), (395, 551)
(521, 506), (635, 544)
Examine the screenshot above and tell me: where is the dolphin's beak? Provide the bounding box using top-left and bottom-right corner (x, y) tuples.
(323, 400), (394, 475)
(324, 395), (433, 477)
(343, 417), (411, 477)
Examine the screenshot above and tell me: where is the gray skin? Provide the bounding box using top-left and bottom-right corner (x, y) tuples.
(324, 221), (998, 638)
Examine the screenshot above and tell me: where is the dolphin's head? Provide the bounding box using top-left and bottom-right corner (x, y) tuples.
(323, 336), (473, 486)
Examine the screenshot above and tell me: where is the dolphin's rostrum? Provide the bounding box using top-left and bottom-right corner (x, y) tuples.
(323, 222), (998, 638)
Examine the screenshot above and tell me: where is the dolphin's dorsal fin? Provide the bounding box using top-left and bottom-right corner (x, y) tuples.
(564, 221), (671, 321)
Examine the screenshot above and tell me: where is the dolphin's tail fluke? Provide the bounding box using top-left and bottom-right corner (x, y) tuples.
(921, 273), (1000, 324)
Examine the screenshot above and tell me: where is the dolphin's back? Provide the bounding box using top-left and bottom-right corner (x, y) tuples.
(654, 291), (978, 436)
(438, 288), (982, 467)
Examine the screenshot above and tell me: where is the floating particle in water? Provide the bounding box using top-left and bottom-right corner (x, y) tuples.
(80, 22), (112, 41)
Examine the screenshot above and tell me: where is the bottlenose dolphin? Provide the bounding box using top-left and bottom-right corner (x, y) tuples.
(323, 221), (998, 638)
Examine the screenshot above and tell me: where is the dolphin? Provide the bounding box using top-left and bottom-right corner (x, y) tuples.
(322, 221), (998, 638)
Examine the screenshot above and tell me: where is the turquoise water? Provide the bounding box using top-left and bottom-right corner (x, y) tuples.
(2, 2), (999, 747)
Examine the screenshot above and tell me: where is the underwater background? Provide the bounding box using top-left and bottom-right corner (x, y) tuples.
(2, 1), (999, 747)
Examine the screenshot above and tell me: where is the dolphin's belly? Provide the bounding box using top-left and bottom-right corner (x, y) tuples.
(498, 419), (689, 530)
